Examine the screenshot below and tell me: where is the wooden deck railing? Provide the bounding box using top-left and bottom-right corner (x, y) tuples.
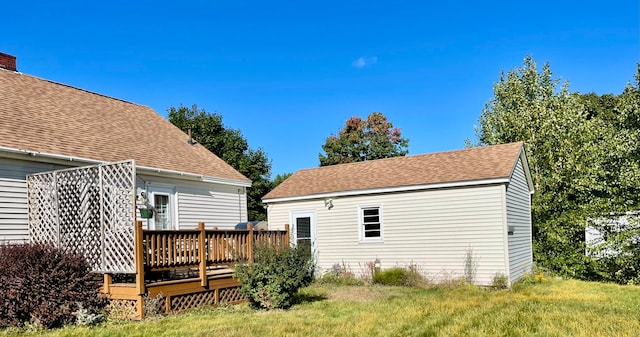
(102, 221), (290, 320)
(132, 221), (290, 292)
(143, 230), (201, 270)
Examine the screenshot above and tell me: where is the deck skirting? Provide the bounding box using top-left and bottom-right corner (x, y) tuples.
(102, 269), (244, 319)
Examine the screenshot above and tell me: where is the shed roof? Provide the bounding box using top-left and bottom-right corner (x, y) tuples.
(0, 68), (250, 184)
(263, 142), (525, 200)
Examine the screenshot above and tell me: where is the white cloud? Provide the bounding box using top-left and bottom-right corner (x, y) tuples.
(352, 56), (377, 68)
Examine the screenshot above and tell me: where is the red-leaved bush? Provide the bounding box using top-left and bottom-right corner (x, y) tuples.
(0, 243), (106, 329)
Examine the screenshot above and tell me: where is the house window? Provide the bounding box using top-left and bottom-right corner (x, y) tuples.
(360, 205), (383, 242)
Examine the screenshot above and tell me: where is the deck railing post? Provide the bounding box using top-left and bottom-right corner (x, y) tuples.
(135, 220), (146, 295)
(134, 220), (146, 320)
(284, 223), (290, 249)
(198, 222), (208, 287)
(247, 223), (254, 262)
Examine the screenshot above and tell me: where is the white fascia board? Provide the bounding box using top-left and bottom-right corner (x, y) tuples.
(0, 146), (103, 166)
(201, 176), (252, 187)
(263, 177), (510, 203)
(0, 146), (252, 188)
(509, 146), (535, 195)
(135, 166), (252, 187)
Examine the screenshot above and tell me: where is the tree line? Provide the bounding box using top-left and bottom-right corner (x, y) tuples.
(169, 56), (640, 284)
(167, 107), (407, 222)
(474, 56), (640, 284)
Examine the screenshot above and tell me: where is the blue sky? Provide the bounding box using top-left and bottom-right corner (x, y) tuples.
(2, 1), (638, 177)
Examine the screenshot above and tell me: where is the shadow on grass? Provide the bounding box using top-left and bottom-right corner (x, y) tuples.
(292, 292), (327, 305)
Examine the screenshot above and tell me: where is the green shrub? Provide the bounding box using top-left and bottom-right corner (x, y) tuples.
(234, 245), (314, 310)
(373, 267), (417, 286)
(317, 273), (364, 286)
(491, 273), (509, 289)
(316, 263), (364, 286)
(0, 243), (106, 329)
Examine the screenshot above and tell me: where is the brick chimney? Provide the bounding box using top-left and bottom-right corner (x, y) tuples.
(0, 52), (17, 71)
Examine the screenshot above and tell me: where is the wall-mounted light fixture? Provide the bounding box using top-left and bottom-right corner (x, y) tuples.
(324, 198), (333, 210)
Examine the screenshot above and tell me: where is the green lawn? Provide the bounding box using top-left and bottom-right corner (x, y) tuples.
(2, 278), (639, 337)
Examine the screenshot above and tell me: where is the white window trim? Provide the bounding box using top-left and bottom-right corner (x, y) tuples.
(147, 184), (178, 230)
(358, 204), (383, 243)
(291, 210), (317, 262)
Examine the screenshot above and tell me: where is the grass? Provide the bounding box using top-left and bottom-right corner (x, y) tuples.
(2, 278), (639, 337)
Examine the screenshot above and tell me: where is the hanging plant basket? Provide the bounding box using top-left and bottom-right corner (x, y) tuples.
(140, 209), (153, 219)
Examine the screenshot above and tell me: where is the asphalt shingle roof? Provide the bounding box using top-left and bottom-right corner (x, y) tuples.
(0, 68), (250, 183)
(263, 142), (524, 200)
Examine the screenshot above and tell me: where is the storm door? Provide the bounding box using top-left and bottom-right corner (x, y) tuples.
(292, 211), (316, 259)
(148, 185), (176, 230)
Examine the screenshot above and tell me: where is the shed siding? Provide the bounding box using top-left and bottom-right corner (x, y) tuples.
(0, 158), (69, 242)
(506, 158), (533, 282)
(268, 185), (507, 286)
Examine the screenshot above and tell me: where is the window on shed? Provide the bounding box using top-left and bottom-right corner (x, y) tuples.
(360, 206), (382, 242)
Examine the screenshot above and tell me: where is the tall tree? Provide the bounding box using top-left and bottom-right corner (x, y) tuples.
(474, 56), (640, 282)
(168, 104), (271, 221)
(319, 112), (409, 166)
(271, 172), (292, 189)
(583, 69), (640, 283)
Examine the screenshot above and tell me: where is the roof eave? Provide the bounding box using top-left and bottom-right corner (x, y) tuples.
(509, 144), (535, 194)
(0, 146), (102, 166)
(137, 165), (252, 187)
(263, 177), (510, 203)
(0, 146), (252, 187)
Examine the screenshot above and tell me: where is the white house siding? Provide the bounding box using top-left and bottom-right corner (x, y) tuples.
(0, 157), (68, 242)
(0, 157), (248, 243)
(137, 174), (247, 230)
(506, 158), (533, 282)
(267, 184), (508, 286)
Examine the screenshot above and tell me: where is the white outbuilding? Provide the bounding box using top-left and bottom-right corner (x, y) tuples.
(263, 142), (534, 286)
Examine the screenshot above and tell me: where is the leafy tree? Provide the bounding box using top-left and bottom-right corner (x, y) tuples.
(583, 69), (640, 283)
(168, 104), (271, 221)
(271, 172), (292, 189)
(319, 112), (409, 166)
(473, 56), (640, 281)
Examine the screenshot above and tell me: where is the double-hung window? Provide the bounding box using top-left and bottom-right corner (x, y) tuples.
(359, 205), (383, 242)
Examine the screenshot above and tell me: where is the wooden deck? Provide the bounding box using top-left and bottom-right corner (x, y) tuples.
(102, 221), (289, 319)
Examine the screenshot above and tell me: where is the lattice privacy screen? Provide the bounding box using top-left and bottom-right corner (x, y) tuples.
(27, 161), (136, 273)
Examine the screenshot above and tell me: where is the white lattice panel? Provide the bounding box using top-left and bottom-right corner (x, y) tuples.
(27, 174), (58, 244)
(27, 161), (136, 273)
(101, 163), (136, 273)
